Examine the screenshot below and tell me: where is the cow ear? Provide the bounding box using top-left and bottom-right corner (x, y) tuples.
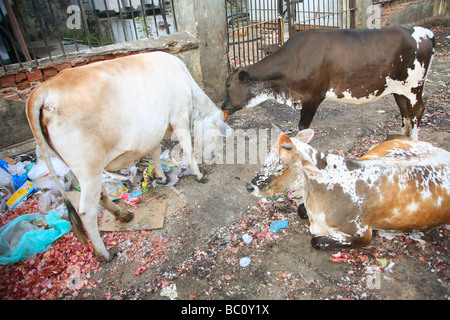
(301, 159), (322, 175)
(238, 70), (250, 82)
(278, 132), (292, 146)
(294, 129), (314, 144)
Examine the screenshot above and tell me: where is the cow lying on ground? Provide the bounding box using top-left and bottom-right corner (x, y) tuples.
(247, 129), (450, 248)
(222, 26), (435, 140)
(26, 52), (230, 262)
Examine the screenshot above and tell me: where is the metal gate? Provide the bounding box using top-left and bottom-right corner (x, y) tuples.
(0, 0), (176, 72)
(226, 0), (355, 72)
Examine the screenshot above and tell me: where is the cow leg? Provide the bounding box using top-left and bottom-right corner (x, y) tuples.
(298, 99), (322, 130)
(410, 96), (425, 140)
(394, 93), (423, 140)
(78, 175), (112, 262)
(149, 145), (168, 185)
(172, 123), (206, 182)
(297, 203), (308, 219)
(311, 231), (372, 249)
(99, 187), (134, 223)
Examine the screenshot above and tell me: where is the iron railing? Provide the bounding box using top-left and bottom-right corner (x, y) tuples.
(0, 0), (177, 72)
(226, 0), (355, 71)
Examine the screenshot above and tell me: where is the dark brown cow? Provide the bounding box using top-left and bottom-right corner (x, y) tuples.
(222, 26), (435, 140)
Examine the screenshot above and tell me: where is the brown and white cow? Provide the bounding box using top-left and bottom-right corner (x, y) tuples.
(247, 129), (450, 249)
(222, 26), (435, 140)
(26, 51), (230, 262)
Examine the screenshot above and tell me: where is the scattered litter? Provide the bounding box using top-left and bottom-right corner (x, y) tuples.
(102, 165), (137, 184)
(239, 257), (251, 267)
(0, 187), (11, 213)
(6, 181), (35, 210)
(376, 258), (388, 267)
(141, 162), (172, 192)
(160, 282), (178, 300)
(242, 234), (253, 244)
(0, 167), (12, 189)
(38, 189), (61, 212)
(269, 220), (288, 233)
(28, 157), (70, 180)
(121, 192), (139, 205)
(330, 252), (351, 263)
(385, 261), (395, 272)
(104, 183), (128, 201)
(0, 210), (71, 265)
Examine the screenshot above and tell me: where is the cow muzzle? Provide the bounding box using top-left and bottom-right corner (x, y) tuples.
(246, 182), (262, 197)
(221, 100), (240, 116)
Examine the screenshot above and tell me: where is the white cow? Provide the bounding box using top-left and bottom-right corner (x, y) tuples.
(26, 52), (230, 262)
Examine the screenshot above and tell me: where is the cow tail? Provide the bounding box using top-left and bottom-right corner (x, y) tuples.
(25, 88), (89, 246)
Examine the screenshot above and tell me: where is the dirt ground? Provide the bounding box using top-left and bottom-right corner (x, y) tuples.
(66, 21), (449, 302)
(0, 21), (448, 304)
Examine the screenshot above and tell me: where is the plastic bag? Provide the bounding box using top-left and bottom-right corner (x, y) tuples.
(28, 157), (70, 180)
(28, 158), (73, 191)
(38, 189), (61, 212)
(0, 210), (71, 265)
(0, 187), (12, 213)
(0, 168), (13, 189)
(269, 220), (288, 233)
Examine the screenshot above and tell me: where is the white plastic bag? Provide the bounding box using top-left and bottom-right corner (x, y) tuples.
(28, 157), (70, 180)
(0, 169), (12, 188)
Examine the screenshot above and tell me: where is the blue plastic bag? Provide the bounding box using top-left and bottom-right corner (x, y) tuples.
(0, 211), (71, 265)
(269, 220), (288, 233)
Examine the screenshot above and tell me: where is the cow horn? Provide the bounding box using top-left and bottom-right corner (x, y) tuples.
(271, 123), (282, 133)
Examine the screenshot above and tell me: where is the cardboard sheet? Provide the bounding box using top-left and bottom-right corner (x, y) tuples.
(65, 187), (186, 232)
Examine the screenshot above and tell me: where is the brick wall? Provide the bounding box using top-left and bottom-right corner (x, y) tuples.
(0, 52), (138, 101)
(379, 0), (431, 26)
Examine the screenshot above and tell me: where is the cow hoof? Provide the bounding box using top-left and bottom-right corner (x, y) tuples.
(311, 236), (331, 250)
(155, 173), (170, 185)
(197, 175), (208, 183)
(116, 211), (134, 223)
(311, 236), (352, 250)
(297, 203), (308, 219)
(155, 177), (168, 185)
(95, 249), (117, 263)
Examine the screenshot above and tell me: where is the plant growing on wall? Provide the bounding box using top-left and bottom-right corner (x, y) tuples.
(61, 18), (113, 47)
(135, 16), (153, 39)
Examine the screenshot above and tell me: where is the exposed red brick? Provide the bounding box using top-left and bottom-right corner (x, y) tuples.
(0, 75), (16, 88)
(42, 67), (58, 79)
(71, 57), (88, 68)
(103, 54), (116, 60)
(86, 55), (105, 63)
(17, 80), (31, 90)
(112, 52), (128, 59)
(25, 69), (43, 82)
(15, 72), (27, 83)
(55, 62), (72, 72)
